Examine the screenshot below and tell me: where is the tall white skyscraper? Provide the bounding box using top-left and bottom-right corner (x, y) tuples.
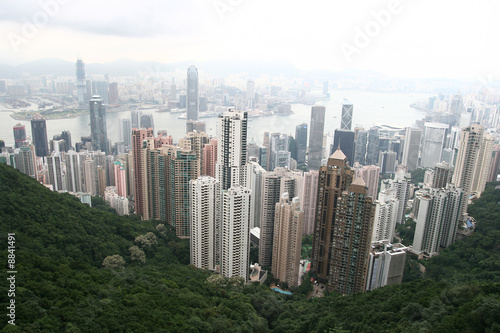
(190, 176), (220, 271)
(220, 185), (251, 281)
(216, 109), (248, 190)
(119, 118), (132, 148)
(420, 122), (448, 168)
(187, 65), (199, 121)
(308, 105), (326, 171)
(380, 172), (411, 224)
(402, 127), (422, 171)
(372, 190), (399, 243)
(65, 150), (83, 192)
(243, 161), (267, 228)
(412, 184), (463, 256)
(47, 153), (64, 191)
(301, 170), (318, 235)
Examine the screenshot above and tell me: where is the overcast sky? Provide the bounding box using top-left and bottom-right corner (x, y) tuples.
(0, 0), (498, 80)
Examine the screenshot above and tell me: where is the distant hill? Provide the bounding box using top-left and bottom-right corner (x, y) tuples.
(0, 163), (499, 332)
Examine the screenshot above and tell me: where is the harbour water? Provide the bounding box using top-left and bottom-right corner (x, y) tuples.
(0, 90), (432, 147)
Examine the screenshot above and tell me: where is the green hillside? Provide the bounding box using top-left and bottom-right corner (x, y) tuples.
(1, 163), (499, 332)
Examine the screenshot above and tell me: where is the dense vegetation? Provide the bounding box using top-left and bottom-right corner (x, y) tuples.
(1, 163), (499, 332)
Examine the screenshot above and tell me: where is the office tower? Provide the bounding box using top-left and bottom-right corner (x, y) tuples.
(220, 185), (251, 281)
(92, 81), (109, 105)
(15, 145), (36, 178)
(216, 109), (247, 190)
(488, 145), (500, 182)
(63, 151), (81, 192)
(108, 82), (119, 105)
(120, 118), (132, 148)
(420, 122), (448, 168)
(333, 129), (355, 166)
(366, 242), (408, 291)
(402, 127), (422, 171)
(308, 106), (326, 170)
(357, 165), (380, 199)
(341, 100), (353, 131)
(170, 82), (176, 100)
(132, 128), (154, 219)
(412, 184), (463, 256)
(372, 190), (399, 243)
(295, 123), (308, 164)
(243, 161), (266, 228)
(328, 175), (375, 294)
(179, 95), (186, 108)
(247, 141), (261, 162)
(89, 95), (108, 154)
(47, 153), (64, 191)
(272, 194), (304, 288)
(452, 124), (492, 221)
(179, 131), (209, 174)
(432, 162), (453, 189)
(380, 151), (397, 175)
(246, 80), (255, 106)
(186, 120), (206, 133)
(190, 176), (220, 271)
(263, 132), (271, 171)
(130, 106), (140, 129)
(354, 129), (367, 165)
(447, 126), (461, 150)
(259, 146), (268, 171)
(301, 171), (318, 236)
(31, 115), (49, 157)
(380, 172), (411, 224)
(13, 124), (26, 148)
(202, 138), (217, 177)
(441, 148), (455, 166)
(311, 148), (355, 281)
(365, 128), (380, 165)
(323, 133), (335, 161)
(164, 145), (200, 238)
(140, 113), (154, 134)
(269, 133), (291, 170)
(187, 65), (199, 121)
(259, 168), (303, 266)
(448, 95), (464, 116)
(323, 81), (329, 97)
(76, 59), (86, 105)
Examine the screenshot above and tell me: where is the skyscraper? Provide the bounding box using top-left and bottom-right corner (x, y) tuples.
(31, 115), (49, 157)
(220, 185), (251, 281)
(354, 128), (367, 165)
(216, 109), (247, 190)
(130, 106), (140, 129)
(357, 165), (380, 199)
(372, 190), (399, 243)
(272, 193), (304, 288)
(295, 123), (308, 164)
(13, 124), (26, 148)
(119, 118), (132, 148)
(202, 137), (218, 178)
(333, 129), (355, 166)
(269, 133), (291, 170)
(47, 153), (64, 191)
(420, 122), (448, 168)
(187, 65), (199, 121)
(432, 162), (453, 189)
(15, 145), (36, 178)
(412, 184), (463, 256)
(365, 128), (380, 166)
(132, 128), (154, 219)
(308, 106), (326, 170)
(341, 100), (353, 131)
(380, 151), (397, 175)
(65, 151), (83, 193)
(92, 81), (109, 105)
(76, 59), (86, 105)
(246, 80), (255, 107)
(140, 113), (154, 135)
(190, 176), (220, 271)
(452, 124), (493, 221)
(89, 95), (108, 154)
(328, 176), (375, 294)
(301, 170), (318, 235)
(402, 127), (422, 171)
(380, 172), (411, 224)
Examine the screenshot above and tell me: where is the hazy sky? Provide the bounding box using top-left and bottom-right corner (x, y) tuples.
(1, 0), (498, 80)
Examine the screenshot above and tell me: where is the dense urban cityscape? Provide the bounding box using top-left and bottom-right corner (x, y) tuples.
(1, 1), (499, 331)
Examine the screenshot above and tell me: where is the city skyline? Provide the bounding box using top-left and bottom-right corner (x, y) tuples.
(0, 1), (499, 81)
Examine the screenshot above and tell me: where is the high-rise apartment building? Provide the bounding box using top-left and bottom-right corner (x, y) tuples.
(341, 100), (353, 131)
(31, 115), (49, 157)
(114, 160), (127, 198)
(89, 95), (108, 154)
(412, 184), (463, 256)
(380, 151), (397, 175)
(308, 106), (326, 170)
(190, 176), (220, 271)
(132, 128), (154, 219)
(243, 161), (266, 229)
(272, 194), (304, 288)
(15, 145), (36, 178)
(65, 151), (83, 193)
(202, 137), (217, 178)
(380, 172), (411, 224)
(301, 170), (318, 235)
(269, 133), (291, 170)
(366, 242), (408, 291)
(216, 109), (247, 190)
(432, 162), (453, 189)
(357, 165), (380, 199)
(187, 65), (199, 121)
(47, 153), (64, 191)
(372, 190), (399, 243)
(220, 185), (251, 281)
